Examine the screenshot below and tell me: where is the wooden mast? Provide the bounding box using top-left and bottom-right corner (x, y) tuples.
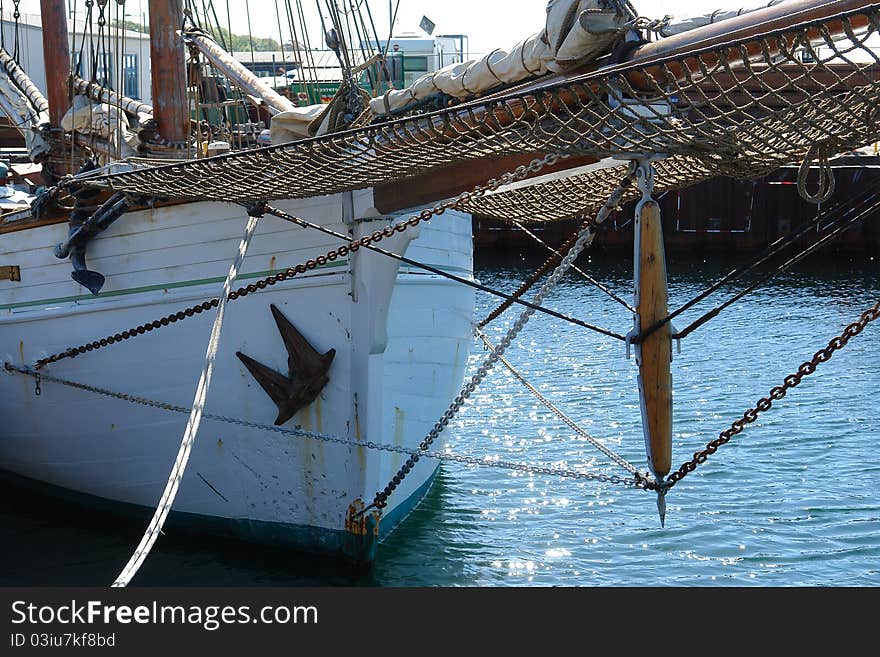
(39, 0), (71, 127)
(148, 0), (189, 143)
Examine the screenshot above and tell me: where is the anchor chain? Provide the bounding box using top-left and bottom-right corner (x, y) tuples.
(1, 363), (645, 489)
(479, 225), (583, 328)
(35, 153), (566, 370)
(664, 299), (880, 489)
(366, 174), (636, 513)
(477, 330), (644, 478)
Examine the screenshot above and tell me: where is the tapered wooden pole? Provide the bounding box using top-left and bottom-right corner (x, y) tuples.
(635, 199), (673, 481)
(39, 0), (70, 127)
(149, 0), (189, 143)
(184, 30), (294, 115)
(632, 161), (673, 525)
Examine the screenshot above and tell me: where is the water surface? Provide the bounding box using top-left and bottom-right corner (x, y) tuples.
(2, 254), (878, 586)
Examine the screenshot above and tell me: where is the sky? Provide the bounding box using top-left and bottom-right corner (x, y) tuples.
(11, 1), (777, 57)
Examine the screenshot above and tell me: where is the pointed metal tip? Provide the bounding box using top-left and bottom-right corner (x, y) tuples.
(656, 486), (668, 528)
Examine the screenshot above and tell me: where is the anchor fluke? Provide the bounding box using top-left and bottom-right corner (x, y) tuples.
(71, 269), (106, 295)
(237, 304), (335, 426)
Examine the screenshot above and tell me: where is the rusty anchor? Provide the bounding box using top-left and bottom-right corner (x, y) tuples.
(236, 304), (335, 426)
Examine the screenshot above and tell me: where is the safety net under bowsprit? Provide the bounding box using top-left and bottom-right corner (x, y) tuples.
(80, 2), (880, 223)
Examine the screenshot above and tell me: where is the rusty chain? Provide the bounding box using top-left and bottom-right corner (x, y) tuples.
(36, 153), (566, 370)
(661, 299), (880, 491)
(478, 223), (584, 328)
(2, 363), (645, 489)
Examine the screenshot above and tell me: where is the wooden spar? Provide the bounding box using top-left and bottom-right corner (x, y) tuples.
(634, 201), (672, 479)
(408, 0), (874, 141)
(72, 76), (154, 120)
(149, 0), (189, 143)
(374, 0), (875, 213)
(68, 131), (119, 160)
(0, 49), (49, 124)
(374, 153), (599, 214)
(39, 0), (70, 127)
(183, 30), (295, 115)
(631, 163), (672, 524)
(486, 0), (876, 103)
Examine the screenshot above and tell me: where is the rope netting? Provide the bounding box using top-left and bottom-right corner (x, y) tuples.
(78, 4), (880, 216)
(457, 157), (719, 223)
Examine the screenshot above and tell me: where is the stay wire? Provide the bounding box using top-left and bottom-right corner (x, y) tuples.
(261, 205), (627, 341)
(633, 174), (880, 344)
(512, 219), (635, 313)
(675, 195), (880, 340)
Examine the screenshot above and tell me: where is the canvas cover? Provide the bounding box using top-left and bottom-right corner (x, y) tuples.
(369, 0), (631, 117)
(61, 95), (139, 161)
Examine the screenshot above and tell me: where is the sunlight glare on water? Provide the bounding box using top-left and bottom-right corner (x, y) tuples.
(373, 256), (880, 586)
(1, 256), (877, 587)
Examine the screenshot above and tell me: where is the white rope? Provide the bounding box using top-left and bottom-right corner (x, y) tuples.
(111, 214), (260, 587)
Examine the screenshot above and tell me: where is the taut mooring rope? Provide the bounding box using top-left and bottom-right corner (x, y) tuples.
(111, 214), (260, 588)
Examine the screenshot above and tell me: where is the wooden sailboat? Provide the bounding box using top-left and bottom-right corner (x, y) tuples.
(1, 0), (879, 575)
(0, 0), (476, 566)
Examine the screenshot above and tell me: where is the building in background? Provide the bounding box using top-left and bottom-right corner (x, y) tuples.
(0, 11), (152, 104)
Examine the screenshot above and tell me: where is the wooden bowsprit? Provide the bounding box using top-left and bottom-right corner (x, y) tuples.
(627, 159), (674, 526)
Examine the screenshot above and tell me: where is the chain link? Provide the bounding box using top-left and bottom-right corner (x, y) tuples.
(478, 224), (583, 328)
(477, 330), (644, 478)
(366, 173), (636, 512)
(665, 299), (880, 489)
(2, 363), (644, 489)
(36, 153), (566, 370)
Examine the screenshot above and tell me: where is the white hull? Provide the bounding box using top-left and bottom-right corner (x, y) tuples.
(0, 190), (475, 562)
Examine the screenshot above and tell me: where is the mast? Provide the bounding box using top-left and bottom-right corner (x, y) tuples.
(148, 0), (189, 143)
(39, 0), (71, 127)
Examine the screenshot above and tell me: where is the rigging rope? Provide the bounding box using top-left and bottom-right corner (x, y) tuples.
(479, 218), (635, 326)
(364, 171), (636, 514)
(264, 205), (626, 340)
(797, 142), (837, 204)
(476, 330), (643, 477)
(78, 6), (880, 210)
(111, 213), (260, 588)
(34, 153), (570, 369)
(675, 199), (880, 341)
(1, 363), (643, 489)
(632, 174), (880, 345)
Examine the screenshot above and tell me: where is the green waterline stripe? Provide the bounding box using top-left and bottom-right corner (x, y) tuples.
(0, 261), (473, 312)
(0, 263), (348, 311)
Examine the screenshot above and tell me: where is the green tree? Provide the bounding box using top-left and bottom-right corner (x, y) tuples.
(111, 21), (281, 51)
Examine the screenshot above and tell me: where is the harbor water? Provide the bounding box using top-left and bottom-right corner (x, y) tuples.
(2, 253), (878, 586)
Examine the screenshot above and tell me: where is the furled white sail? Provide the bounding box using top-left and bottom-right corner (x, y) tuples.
(659, 1), (789, 37)
(60, 95), (140, 161)
(370, 0), (634, 117)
